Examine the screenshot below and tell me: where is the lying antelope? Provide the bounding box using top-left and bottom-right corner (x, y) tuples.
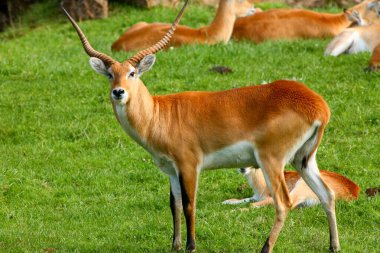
(63, 1), (341, 252)
(111, 0), (255, 51)
(368, 42), (380, 70)
(325, 23), (380, 56)
(223, 167), (360, 207)
(232, 0), (380, 43)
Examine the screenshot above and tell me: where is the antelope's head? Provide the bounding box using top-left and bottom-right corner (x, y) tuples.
(349, 0), (380, 25)
(62, 1), (188, 105)
(367, 0), (380, 18)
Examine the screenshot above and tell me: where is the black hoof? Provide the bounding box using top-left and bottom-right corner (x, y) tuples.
(186, 241), (196, 253)
(260, 238), (270, 253)
(329, 245), (341, 253)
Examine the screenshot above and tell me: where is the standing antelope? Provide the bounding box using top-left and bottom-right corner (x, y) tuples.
(223, 167), (360, 207)
(232, 0), (380, 43)
(63, 1), (340, 252)
(325, 23), (380, 56)
(368, 42), (380, 70)
(111, 0), (255, 51)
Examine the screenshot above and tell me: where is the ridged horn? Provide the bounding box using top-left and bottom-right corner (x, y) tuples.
(368, 0), (380, 10)
(126, 0), (189, 66)
(61, 5), (117, 67)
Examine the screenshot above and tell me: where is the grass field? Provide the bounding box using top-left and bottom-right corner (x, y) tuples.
(0, 1), (379, 252)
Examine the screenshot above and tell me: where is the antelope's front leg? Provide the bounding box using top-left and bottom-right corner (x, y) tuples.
(170, 175), (183, 251)
(259, 160), (292, 253)
(177, 164), (199, 252)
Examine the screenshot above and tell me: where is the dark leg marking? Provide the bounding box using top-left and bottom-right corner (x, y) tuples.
(300, 126), (319, 170)
(179, 174), (196, 251)
(302, 156), (308, 169)
(329, 233), (339, 252)
(170, 187), (177, 246)
(239, 167), (247, 174)
(261, 237), (270, 253)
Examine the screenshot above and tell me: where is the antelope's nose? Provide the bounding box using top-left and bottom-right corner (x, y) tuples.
(112, 88), (125, 99)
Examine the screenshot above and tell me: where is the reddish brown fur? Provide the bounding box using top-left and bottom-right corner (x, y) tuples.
(284, 171), (360, 200)
(232, 0), (380, 43)
(225, 169), (360, 207)
(131, 81), (330, 156)
(318, 171), (360, 200)
(369, 42), (380, 70)
(111, 0), (254, 51)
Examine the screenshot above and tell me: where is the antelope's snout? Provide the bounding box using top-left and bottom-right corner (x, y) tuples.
(112, 88), (127, 102)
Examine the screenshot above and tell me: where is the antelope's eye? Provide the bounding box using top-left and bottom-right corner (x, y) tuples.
(107, 73), (113, 79)
(129, 71), (135, 78)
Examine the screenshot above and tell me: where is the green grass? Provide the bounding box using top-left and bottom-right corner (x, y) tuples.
(0, 2), (379, 253)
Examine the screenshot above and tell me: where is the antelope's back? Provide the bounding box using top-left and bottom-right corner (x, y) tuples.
(320, 171), (361, 200)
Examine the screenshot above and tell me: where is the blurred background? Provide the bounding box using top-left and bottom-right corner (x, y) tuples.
(0, 0), (363, 33)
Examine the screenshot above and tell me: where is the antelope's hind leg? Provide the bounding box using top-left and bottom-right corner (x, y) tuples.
(223, 196), (254, 205)
(295, 152), (340, 252)
(250, 197), (274, 208)
(170, 175), (183, 251)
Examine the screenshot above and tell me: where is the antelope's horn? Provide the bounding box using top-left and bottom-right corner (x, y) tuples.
(367, 1), (378, 9)
(126, 0), (189, 66)
(61, 5), (117, 67)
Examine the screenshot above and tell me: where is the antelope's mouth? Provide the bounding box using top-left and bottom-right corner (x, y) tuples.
(112, 93), (128, 104)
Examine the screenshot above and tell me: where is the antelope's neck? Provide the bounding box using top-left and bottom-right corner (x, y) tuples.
(325, 13), (351, 35)
(206, 1), (237, 43)
(113, 81), (154, 151)
(349, 1), (370, 20)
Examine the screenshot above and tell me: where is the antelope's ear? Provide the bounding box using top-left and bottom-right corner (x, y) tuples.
(343, 8), (352, 18)
(89, 57), (109, 77)
(367, 0), (378, 9)
(137, 54), (156, 77)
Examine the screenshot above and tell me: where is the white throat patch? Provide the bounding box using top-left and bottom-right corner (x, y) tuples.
(115, 104), (147, 149)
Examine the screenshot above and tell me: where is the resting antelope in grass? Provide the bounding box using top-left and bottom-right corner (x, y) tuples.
(111, 0), (255, 51)
(325, 23), (380, 56)
(223, 167), (360, 207)
(63, 1), (340, 252)
(232, 0), (380, 44)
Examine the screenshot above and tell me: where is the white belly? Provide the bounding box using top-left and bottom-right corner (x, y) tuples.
(348, 33), (370, 54)
(153, 154), (178, 176)
(202, 141), (258, 170)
